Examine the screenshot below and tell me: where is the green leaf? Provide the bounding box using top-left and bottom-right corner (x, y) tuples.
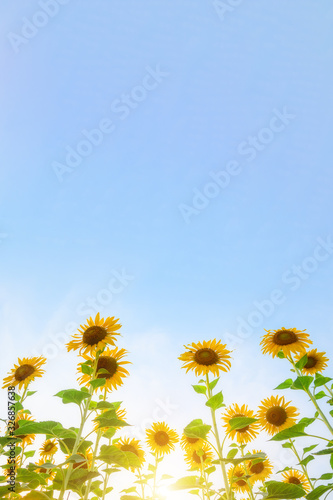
(270, 423), (310, 442)
(102, 427), (117, 439)
(0, 436), (22, 446)
(292, 376), (314, 391)
(24, 450), (36, 458)
(274, 379), (294, 390)
(192, 385), (207, 395)
(220, 452), (266, 466)
(318, 473), (333, 480)
(98, 445), (142, 469)
(228, 417), (257, 431)
(209, 378), (220, 391)
(277, 351), (285, 359)
(299, 455), (314, 467)
(14, 420), (76, 439)
(227, 448), (238, 459)
(306, 485), (333, 500)
(314, 375), (333, 387)
(303, 444), (318, 454)
(59, 438), (92, 455)
(16, 468), (47, 487)
(265, 480), (306, 499)
(95, 418), (129, 429)
(22, 493), (51, 500)
(184, 420), (211, 440)
(89, 378), (106, 390)
(120, 496), (141, 500)
(295, 354), (308, 370)
(170, 476), (202, 490)
(315, 391), (327, 400)
(96, 401), (120, 410)
(205, 391), (224, 410)
(80, 363), (93, 375)
(52, 469), (100, 492)
(54, 389), (91, 406)
(314, 448), (333, 456)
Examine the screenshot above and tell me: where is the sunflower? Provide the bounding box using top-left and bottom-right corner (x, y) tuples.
(257, 395), (299, 435)
(35, 458), (56, 481)
(2, 356), (46, 390)
(180, 434), (205, 452)
(184, 443), (214, 469)
(66, 448), (93, 470)
(295, 349), (329, 375)
(39, 439), (58, 460)
(146, 422), (179, 456)
(66, 313), (121, 356)
(78, 347), (130, 392)
(115, 437), (145, 469)
(3, 455), (21, 475)
(93, 405), (127, 433)
(179, 339), (232, 377)
(14, 411), (35, 447)
(228, 464), (250, 493)
(246, 450), (273, 484)
(222, 403), (260, 444)
(282, 469), (310, 492)
(260, 327), (312, 358)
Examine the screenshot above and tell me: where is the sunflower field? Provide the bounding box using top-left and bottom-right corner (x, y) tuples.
(1, 315), (333, 500)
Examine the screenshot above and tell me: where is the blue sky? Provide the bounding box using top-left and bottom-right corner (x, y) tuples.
(1, 0), (333, 498)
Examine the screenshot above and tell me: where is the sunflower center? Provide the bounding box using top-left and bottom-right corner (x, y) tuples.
(14, 421), (27, 439)
(234, 471), (247, 487)
(73, 454), (88, 470)
(266, 406), (287, 426)
(250, 462), (264, 474)
(193, 451), (207, 464)
(194, 348), (219, 366)
(39, 467), (47, 474)
(44, 443), (55, 453)
(273, 330), (297, 346)
(97, 356), (118, 379)
(83, 326), (107, 346)
(121, 444), (139, 457)
(304, 356), (317, 369)
(154, 431), (170, 446)
(288, 477), (301, 485)
(233, 413), (249, 433)
(14, 364), (35, 381)
(187, 437), (199, 444)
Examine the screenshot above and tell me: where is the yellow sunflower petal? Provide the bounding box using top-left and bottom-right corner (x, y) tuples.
(257, 395), (299, 435)
(66, 313), (121, 356)
(2, 356), (46, 391)
(260, 327), (312, 358)
(179, 340), (232, 376)
(146, 422), (179, 456)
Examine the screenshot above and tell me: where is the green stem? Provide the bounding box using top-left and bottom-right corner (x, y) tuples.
(152, 454), (158, 498)
(83, 386), (107, 500)
(289, 439), (314, 491)
(240, 446), (255, 500)
(199, 457), (210, 500)
(83, 428), (102, 500)
(137, 469), (146, 500)
(101, 438), (112, 500)
(205, 374), (230, 500)
(20, 386), (28, 406)
(289, 357), (333, 437)
(324, 384), (333, 398)
(58, 356), (100, 500)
